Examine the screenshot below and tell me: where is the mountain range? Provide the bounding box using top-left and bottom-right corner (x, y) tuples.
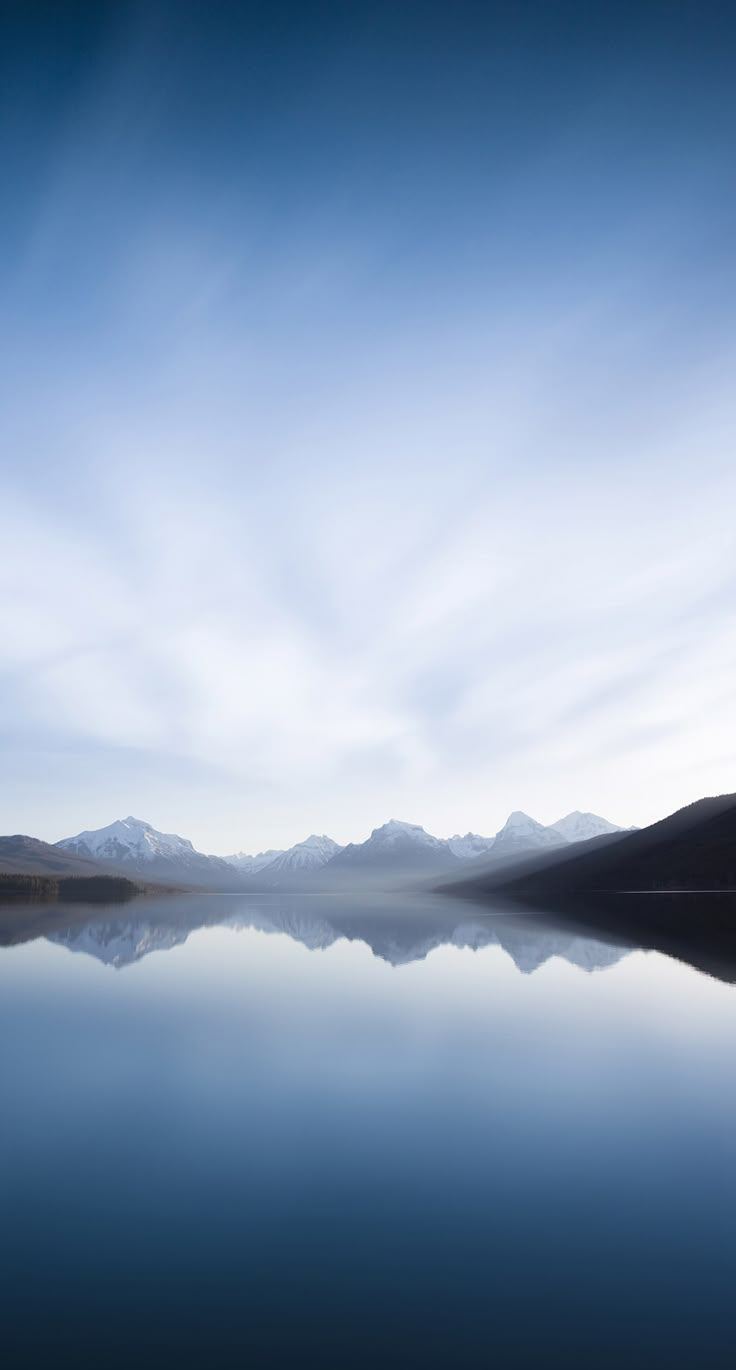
(238, 833), (345, 883)
(56, 817), (238, 888)
(3, 796), (736, 980)
(444, 794), (736, 898)
(45, 810), (625, 891)
(432, 793), (736, 983)
(11, 798), (736, 897)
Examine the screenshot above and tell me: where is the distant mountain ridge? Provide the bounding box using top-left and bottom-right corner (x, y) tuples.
(0, 808), (627, 893)
(331, 818), (451, 863)
(243, 834), (344, 886)
(442, 794), (736, 897)
(57, 817), (238, 889)
(227, 811), (626, 890)
(447, 833), (495, 860)
(322, 820), (458, 888)
(0, 834), (121, 879)
(491, 810), (568, 858)
(549, 811), (625, 843)
(5, 799), (735, 982)
(224, 848), (286, 874)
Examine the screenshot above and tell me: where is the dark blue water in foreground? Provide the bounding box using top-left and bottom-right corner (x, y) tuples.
(2, 893), (736, 1369)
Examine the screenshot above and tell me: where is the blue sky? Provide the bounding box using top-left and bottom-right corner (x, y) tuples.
(1, 1), (735, 852)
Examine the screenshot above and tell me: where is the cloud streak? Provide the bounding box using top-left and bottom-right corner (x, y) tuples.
(1, 1), (735, 850)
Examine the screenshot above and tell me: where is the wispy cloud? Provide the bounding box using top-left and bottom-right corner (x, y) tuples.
(1, 1), (735, 850)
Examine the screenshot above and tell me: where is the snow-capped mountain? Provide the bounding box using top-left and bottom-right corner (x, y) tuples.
(549, 811), (625, 843)
(221, 835), (344, 888)
(333, 819), (451, 861)
(251, 834), (344, 884)
(57, 817), (239, 888)
(491, 811), (568, 858)
(223, 848), (286, 874)
(223, 811), (630, 893)
(325, 819), (459, 887)
(447, 832), (495, 860)
(48, 808), (629, 895)
(356, 819), (449, 852)
(59, 816), (191, 865)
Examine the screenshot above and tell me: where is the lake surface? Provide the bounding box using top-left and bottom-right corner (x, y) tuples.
(2, 891), (736, 1369)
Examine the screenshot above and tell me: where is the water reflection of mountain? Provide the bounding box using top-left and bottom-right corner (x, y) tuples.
(40, 892), (632, 976)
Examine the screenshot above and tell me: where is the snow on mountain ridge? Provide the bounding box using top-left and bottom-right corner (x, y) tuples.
(447, 832), (496, 860)
(56, 816), (237, 886)
(325, 819), (458, 883)
(297, 834), (343, 853)
(59, 816), (198, 862)
(549, 811), (624, 842)
(259, 834), (344, 876)
(54, 808), (628, 889)
(493, 811), (567, 851)
(224, 848), (286, 873)
(367, 819), (447, 849)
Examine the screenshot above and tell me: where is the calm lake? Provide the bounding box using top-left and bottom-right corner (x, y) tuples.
(2, 892), (736, 1368)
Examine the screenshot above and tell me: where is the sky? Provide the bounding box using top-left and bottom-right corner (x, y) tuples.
(1, 0), (735, 855)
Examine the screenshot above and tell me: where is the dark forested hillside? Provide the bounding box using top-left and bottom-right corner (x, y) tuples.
(0, 835), (116, 878)
(444, 795), (736, 897)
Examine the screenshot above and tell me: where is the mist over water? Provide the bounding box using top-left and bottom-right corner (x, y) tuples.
(2, 893), (736, 1368)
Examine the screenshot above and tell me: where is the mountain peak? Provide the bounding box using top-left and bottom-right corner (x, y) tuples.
(499, 811), (545, 833)
(245, 833), (343, 879)
(372, 819), (429, 838)
(550, 811), (624, 842)
(494, 811), (567, 852)
(55, 816), (238, 885)
(326, 817), (454, 880)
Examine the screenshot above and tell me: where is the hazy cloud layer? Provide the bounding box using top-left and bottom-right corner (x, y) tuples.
(1, 2), (735, 850)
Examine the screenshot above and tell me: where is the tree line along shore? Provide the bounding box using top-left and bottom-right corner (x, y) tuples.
(0, 872), (141, 902)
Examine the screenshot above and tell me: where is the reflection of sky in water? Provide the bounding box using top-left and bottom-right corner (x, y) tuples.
(2, 913), (736, 1368)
